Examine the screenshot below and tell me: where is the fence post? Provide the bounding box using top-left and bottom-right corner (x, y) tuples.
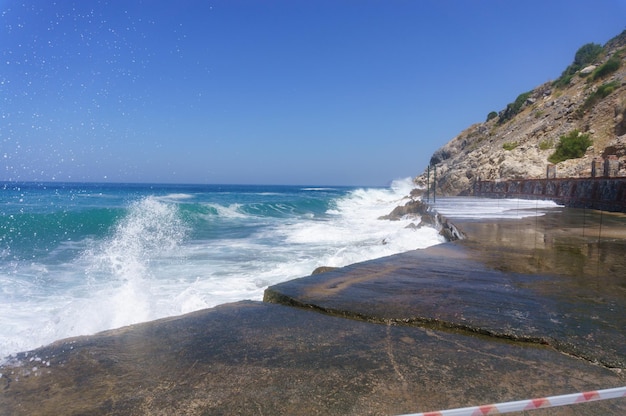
(426, 165), (430, 203)
(433, 165), (437, 203)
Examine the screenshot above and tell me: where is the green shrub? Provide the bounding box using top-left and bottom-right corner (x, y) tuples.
(553, 74), (573, 88)
(592, 56), (621, 80)
(539, 139), (553, 151)
(486, 111), (498, 121)
(574, 43), (604, 67)
(548, 130), (592, 164)
(511, 92), (531, 113)
(595, 81), (620, 98)
(577, 81), (620, 117)
(498, 91), (532, 124)
(502, 142), (518, 151)
(554, 42), (604, 88)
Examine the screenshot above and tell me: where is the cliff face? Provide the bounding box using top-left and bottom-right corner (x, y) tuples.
(415, 30), (626, 196)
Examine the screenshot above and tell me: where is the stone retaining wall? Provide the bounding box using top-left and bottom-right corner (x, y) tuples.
(472, 177), (626, 212)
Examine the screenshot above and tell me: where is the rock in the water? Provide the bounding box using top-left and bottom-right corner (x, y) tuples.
(379, 199), (464, 241)
(378, 199), (430, 221)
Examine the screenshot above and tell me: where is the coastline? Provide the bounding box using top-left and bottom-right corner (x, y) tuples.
(0, 182), (431, 359)
(1, 204), (625, 415)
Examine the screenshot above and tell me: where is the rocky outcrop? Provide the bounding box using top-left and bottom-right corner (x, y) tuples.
(416, 30), (626, 196)
(378, 199), (464, 241)
(378, 199), (431, 221)
(604, 134), (626, 157)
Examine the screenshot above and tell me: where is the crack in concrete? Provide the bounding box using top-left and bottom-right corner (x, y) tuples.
(263, 290), (623, 372)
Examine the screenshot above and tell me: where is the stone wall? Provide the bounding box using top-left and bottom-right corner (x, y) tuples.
(472, 177), (626, 212)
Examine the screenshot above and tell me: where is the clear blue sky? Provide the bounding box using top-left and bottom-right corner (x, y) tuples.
(1, 1), (625, 186)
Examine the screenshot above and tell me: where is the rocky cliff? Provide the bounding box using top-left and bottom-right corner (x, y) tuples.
(415, 30), (626, 196)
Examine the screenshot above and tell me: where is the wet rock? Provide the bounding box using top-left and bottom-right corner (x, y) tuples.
(311, 266), (338, 275)
(378, 199), (430, 220)
(379, 199), (464, 241)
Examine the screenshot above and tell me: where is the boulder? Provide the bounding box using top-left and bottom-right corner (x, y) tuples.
(580, 65), (597, 75)
(378, 199), (430, 221)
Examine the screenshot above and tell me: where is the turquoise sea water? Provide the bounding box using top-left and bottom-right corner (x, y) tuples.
(0, 180), (560, 360)
(1, 179), (447, 359)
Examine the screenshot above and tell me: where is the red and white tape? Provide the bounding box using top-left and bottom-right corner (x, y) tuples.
(400, 386), (626, 416)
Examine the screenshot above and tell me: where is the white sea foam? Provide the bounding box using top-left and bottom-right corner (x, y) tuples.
(0, 196), (190, 360)
(0, 180), (561, 362)
(160, 193), (195, 201)
(207, 203), (248, 219)
(431, 197), (560, 219)
(274, 178), (443, 269)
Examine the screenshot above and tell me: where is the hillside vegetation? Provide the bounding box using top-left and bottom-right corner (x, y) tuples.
(415, 30), (626, 196)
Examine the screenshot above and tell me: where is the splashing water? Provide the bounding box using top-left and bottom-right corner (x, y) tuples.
(0, 194), (190, 357)
(80, 197), (189, 328)
(86, 196), (188, 281)
(1, 180), (556, 361)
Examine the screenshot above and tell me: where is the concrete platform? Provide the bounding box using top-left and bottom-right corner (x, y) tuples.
(1, 207), (625, 415)
(265, 208), (626, 369)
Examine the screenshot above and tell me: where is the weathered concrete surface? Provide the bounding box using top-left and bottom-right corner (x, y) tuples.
(1, 301), (624, 416)
(1, 207), (625, 415)
(264, 206), (626, 414)
(265, 208), (626, 370)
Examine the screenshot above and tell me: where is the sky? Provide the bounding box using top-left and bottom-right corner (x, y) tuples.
(1, 1), (625, 186)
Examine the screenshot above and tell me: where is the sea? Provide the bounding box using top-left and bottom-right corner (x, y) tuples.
(0, 179), (559, 361)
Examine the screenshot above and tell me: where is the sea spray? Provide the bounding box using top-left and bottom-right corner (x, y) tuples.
(85, 196), (188, 280)
(79, 196), (189, 328)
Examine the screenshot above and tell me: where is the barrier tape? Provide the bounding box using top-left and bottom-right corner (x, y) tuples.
(400, 386), (626, 416)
